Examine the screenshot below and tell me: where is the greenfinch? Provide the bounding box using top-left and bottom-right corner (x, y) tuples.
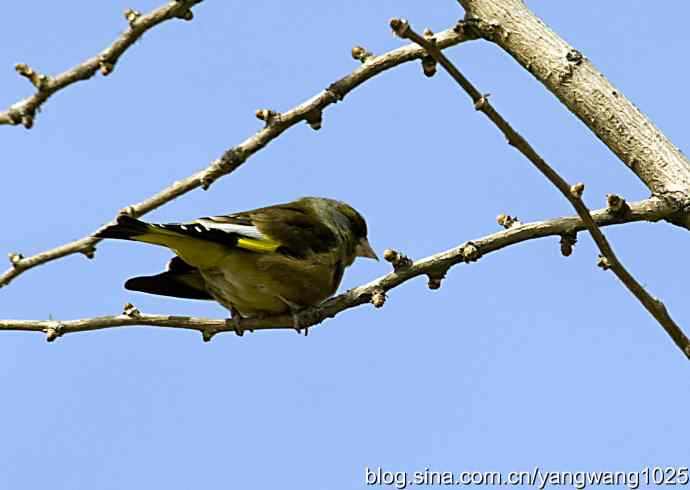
(95, 197), (377, 332)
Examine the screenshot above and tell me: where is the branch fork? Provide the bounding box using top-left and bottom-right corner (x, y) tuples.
(396, 19), (690, 358)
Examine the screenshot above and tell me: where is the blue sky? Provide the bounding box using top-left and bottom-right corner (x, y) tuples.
(1, 1), (689, 488)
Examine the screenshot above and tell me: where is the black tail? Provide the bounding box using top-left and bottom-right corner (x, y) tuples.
(125, 272), (212, 300)
(94, 215), (150, 240)
(124, 257), (212, 300)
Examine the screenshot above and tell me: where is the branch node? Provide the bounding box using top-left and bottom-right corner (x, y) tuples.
(570, 182), (585, 199)
(255, 108), (278, 126)
(461, 242), (481, 263)
(496, 213), (521, 229)
(200, 149), (246, 190)
(305, 110), (323, 131)
(427, 268), (448, 290)
(8, 252), (23, 267)
(559, 232), (577, 257)
(117, 206), (136, 218)
(7, 109), (22, 125)
(81, 245), (96, 259)
(325, 83), (345, 102)
(124, 8), (142, 26)
(15, 63), (50, 91)
(566, 48), (584, 65)
(176, 9), (194, 21)
(389, 18), (410, 38)
(607, 193), (630, 217)
(421, 56), (437, 77)
(201, 329), (215, 342)
(44, 323), (63, 342)
(123, 302), (141, 318)
(383, 249), (412, 271)
(474, 94), (490, 111)
(99, 58), (114, 76)
(596, 255), (611, 271)
(370, 288), (386, 308)
(21, 114), (34, 129)
(351, 45), (374, 63)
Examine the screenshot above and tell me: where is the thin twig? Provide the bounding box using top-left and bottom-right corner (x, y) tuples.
(391, 19), (690, 359)
(0, 1), (203, 128)
(0, 23), (470, 289)
(0, 198), (676, 341)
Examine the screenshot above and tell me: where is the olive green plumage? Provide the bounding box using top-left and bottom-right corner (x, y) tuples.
(95, 197), (377, 319)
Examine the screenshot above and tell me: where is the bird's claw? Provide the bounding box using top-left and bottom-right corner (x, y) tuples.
(292, 310), (309, 336)
(230, 306), (245, 337)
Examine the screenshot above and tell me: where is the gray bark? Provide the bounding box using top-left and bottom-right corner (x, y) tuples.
(458, 0), (690, 197)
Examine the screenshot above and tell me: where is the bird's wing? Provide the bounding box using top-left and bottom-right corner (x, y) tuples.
(96, 199), (338, 258)
(193, 214), (282, 253)
(226, 203), (338, 257)
(101, 213), (283, 253)
(125, 256), (213, 300)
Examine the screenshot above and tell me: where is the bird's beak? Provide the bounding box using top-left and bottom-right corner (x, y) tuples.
(356, 238), (379, 261)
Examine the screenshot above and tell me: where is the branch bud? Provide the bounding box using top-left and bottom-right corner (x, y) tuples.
(427, 269), (447, 290)
(44, 322), (63, 342)
(123, 302), (141, 318)
(255, 108), (277, 125)
(15, 63), (50, 90)
(99, 60), (114, 76)
(474, 93), (490, 111)
(81, 245), (96, 259)
(461, 242), (480, 262)
(21, 114), (33, 129)
(390, 18), (410, 38)
(351, 45), (374, 63)
(496, 214), (521, 229)
(559, 232), (577, 257)
(45, 327), (60, 342)
(305, 110), (323, 130)
(8, 252), (23, 266)
(606, 194), (630, 217)
(383, 249), (412, 271)
(180, 10), (194, 21)
(596, 255), (610, 270)
(570, 182), (585, 199)
(421, 56), (437, 77)
(124, 8), (141, 26)
(370, 288), (386, 308)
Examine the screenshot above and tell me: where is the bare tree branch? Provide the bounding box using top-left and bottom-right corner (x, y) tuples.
(0, 198), (675, 342)
(0, 23), (470, 289)
(391, 20), (690, 359)
(456, 0), (690, 198)
(0, 0), (203, 128)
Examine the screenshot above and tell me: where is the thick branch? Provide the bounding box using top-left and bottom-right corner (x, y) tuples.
(393, 20), (690, 359)
(0, 24), (470, 289)
(0, 1), (203, 128)
(0, 198), (675, 341)
(456, 0), (690, 196)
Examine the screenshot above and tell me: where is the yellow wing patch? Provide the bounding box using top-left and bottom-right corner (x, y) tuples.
(236, 237), (281, 253)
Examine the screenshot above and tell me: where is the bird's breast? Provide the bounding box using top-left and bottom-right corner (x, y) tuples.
(199, 251), (340, 318)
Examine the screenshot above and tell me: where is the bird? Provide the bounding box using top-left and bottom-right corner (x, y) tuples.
(94, 197), (378, 334)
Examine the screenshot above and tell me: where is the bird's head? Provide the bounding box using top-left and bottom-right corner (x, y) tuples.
(307, 197), (378, 261)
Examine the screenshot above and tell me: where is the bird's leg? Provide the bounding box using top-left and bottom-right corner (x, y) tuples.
(276, 295), (309, 336)
(230, 305), (246, 337)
